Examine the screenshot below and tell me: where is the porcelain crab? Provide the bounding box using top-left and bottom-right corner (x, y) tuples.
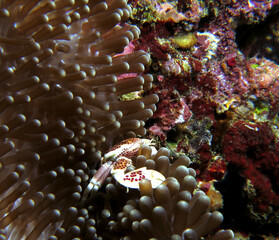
(82, 138), (166, 199)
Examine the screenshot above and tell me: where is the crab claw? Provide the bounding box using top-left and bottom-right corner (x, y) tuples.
(113, 167), (166, 189)
(82, 161), (114, 200)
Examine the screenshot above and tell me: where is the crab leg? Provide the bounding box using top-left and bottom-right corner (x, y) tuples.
(82, 161), (114, 200)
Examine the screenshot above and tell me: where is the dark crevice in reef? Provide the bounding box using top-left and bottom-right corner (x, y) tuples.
(215, 164), (248, 232)
(235, 6), (279, 64)
(215, 163), (279, 237)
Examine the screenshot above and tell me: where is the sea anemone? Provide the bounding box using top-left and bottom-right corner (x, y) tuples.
(88, 145), (234, 239)
(0, 0), (158, 239)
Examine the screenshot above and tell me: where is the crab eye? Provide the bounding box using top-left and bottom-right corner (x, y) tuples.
(113, 167), (166, 189)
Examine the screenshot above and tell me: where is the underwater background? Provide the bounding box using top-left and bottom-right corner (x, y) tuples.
(0, 0), (278, 239)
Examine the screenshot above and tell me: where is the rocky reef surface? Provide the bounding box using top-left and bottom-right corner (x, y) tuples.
(128, 0), (279, 238)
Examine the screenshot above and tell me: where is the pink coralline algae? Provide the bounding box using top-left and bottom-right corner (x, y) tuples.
(149, 85), (192, 141)
(222, 120), (279, 210)
(192, 1), (277, 104)
(247, 57), (279, 103)
(194, 146), (227, 182)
